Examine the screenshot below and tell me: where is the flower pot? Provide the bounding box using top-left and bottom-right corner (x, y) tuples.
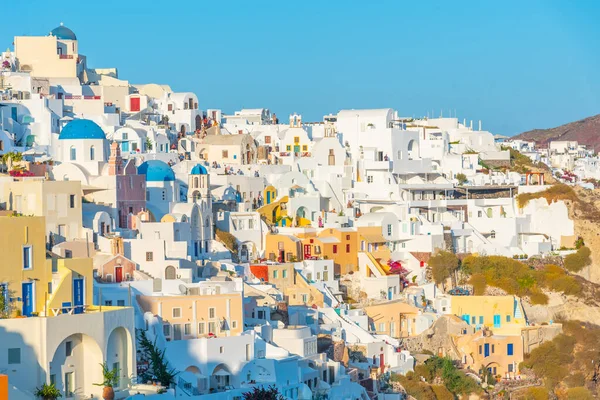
(102, 386), (115, 400)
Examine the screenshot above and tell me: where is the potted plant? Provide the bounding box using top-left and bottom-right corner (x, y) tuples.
(35, 383), (62, 400)
(94, 362), (120, 400)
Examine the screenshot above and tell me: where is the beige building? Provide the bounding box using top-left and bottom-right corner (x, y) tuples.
(363, 300), (433, 338)
(252, 263), (325, 307)
(2, 179), (84, 243)
(15, 24), (84, 79)
(194, 133), (257, 165)
(137, 292), (244, 340)
(455, 329), (524, 378)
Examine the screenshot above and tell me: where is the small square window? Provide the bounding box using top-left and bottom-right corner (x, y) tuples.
(302, 145), (308, 151)
(172, 308), (181, 318)
(220, 346), (224, 354)
(222, 150), (228, 158)
(146, 252), (153, 261)
(8, 348), (20, 364)
(117, 300), (125, 307)
(163, 324), (171, 336)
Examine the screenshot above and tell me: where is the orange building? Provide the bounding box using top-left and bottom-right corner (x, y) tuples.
(300, 228), (359, 275)
(137, 292), (244, 340)
(265, 233), (303, 262)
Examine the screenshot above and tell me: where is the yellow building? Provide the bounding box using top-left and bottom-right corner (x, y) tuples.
(265, 233), (303, 262)
(450, 295), (526, 335)
(0, 217), (135, 399)
(3, 179), (83, 243)
(364, 300), (430, 338)
(252, 263), (324, 307)
(137, 293), (244, 339)
(358, 226), (391, 261)
(300, 228), (359, 275)
(258, 194), (291, 227)
(0, 215), (94, 317)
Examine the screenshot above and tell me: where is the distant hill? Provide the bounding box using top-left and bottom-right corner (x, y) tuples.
(513, 114), (600, 152)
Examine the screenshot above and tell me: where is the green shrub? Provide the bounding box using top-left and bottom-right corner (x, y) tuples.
(429, 251), (459, 287)
(431, 385), (454, 400)
(564, 247), (592, 273)
(516, 184), (578, 208)
(566, 387), (594, 400)
(523, 387), (549, 400)
(469, 273), (487, 295)
(520, 334), (574, 387)
(529, 291), (549, 305)
(564, 373), (586, 388)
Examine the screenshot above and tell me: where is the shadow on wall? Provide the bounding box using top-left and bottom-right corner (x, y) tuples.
(0, 323), (43, 398)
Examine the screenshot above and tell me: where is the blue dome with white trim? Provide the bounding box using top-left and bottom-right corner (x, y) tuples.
(190, 164), (208, 175)
(138, 160), (175, 182)
(59, 119), (106, 140)
(50, 24), (77, 41)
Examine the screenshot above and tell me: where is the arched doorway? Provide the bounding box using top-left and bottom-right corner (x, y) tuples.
(106, 327), (134, 390)
(195, 115), (202, 131)
(49, 334), (104, 398)
(211, 364), (232, 391)
(407, 139), (419, 160)
(165, 266), (176, 280)
(191, 190), (200, 203)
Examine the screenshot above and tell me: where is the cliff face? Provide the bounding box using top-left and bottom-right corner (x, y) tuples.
(513, 114), (600, 151)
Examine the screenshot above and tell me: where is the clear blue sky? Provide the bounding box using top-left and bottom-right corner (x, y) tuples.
(2, 0), (600, 135)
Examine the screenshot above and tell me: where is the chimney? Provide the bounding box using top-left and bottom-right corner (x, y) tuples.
(479, 120), (482, 131)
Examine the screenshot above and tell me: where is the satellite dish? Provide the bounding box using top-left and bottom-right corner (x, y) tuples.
(178, 284), (188, 295)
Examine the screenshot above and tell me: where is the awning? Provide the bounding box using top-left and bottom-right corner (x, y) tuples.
(213, 370), (230, 376)
(360, 233), (387, 243)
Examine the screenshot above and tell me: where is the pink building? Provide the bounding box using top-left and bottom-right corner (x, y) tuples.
(108, 142), (147, 228)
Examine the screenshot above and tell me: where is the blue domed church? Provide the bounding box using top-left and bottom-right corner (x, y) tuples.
(137, 160), (179, 221)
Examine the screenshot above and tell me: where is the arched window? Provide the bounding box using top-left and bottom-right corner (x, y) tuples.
(90, 145), (95, 161)
(70, 146), (76, 161)
(194, 177), (199, 188)
(205, 217), (210, 227)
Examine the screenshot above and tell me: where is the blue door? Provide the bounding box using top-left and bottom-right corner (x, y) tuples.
(73, 278), (84, 314)
(22, 282), (33, 317)
(266, 192), (271, 204)
(121, 142), (130, 152)
(388, 288), (393, 300)
(462, 314), (470, 325)
(493, 314), (501, 328)
(484, 343), (490, 357)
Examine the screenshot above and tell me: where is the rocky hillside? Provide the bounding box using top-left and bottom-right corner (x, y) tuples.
(513, 114), (600, 151)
